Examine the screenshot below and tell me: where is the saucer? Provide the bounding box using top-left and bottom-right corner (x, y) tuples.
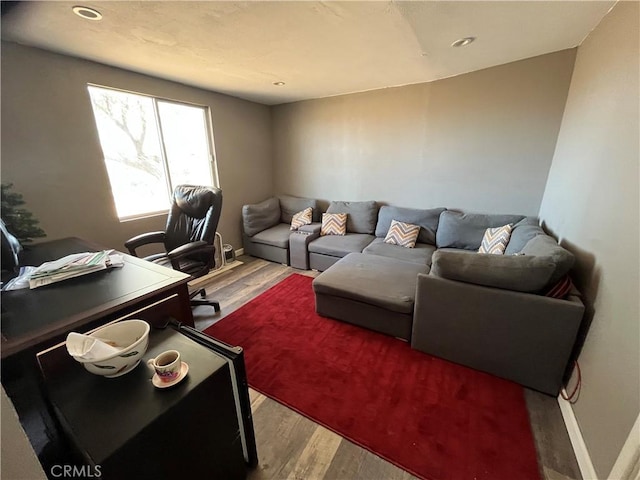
(152, 362), (189, 389)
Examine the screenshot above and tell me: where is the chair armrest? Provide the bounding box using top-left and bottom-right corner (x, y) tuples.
(124, 231), (166, 256)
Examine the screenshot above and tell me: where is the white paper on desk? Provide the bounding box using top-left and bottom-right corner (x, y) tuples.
(28, 250), (121, 289)
(106, 253), (125, 268)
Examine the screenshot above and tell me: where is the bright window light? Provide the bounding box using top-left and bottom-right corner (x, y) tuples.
(88, 85), (218, 220)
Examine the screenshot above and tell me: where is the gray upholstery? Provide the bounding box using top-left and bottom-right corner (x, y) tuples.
(279, 195), (319, 224)
(375, 206), (446, 245)
(308, 233), (375, 257)
(504, 217), (545, 254)
(313, 253), (429, 340)
(411, 273), (585, 395)
(243, 234), (289, 265)
(521, 235), (575, 284)
(314, 253), (429, 314)
(249, 223), (292, 249)
(430, 248), (556, 292)
(242, 195), (322, 266)
(362, 238), (436, 265)
(435, 211), (526, 250)
(309, 252), (342, 271)
(242, 197), (281, 237)
(289, 226), (321, 270)
(327, 201), (378, 234)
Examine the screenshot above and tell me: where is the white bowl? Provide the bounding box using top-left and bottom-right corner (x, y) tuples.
(78, 320), (150, 378)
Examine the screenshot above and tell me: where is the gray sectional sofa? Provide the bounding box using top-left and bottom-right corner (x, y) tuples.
(241, 197), (584, 395)
(242, 195), (319, 265)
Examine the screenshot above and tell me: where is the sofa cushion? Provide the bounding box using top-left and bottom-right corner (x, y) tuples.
(279, 195), (319, 223)
(375, 206), (446, 245)
(290, 208), (313, 231)
(363, 238), (435, 265)
(478, 224), (513, 254)
(436, 211), (526, 250)
(313, 253), (429, 314)
(242, 197), (281, 237)
(249, 223), (292, 249)
(327, 201), (378, 234)
(504, 217), (544, 254)
(309, 234), (375, 258)
(384, 220), (420, 248)
(521, 235), (575, 284)
(430, 249), (556, 292)
(321, 213), (347, 236)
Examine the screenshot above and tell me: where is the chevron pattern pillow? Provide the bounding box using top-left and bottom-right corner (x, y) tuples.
(384, 220), (420, 248)
(478, 224), (513, 254)
(321, 213), (347, 236)
(290, 207), (313, 231)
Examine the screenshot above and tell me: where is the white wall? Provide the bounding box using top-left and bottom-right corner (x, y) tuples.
(272, 49), (576, 216)
(538, 2), (639, 477)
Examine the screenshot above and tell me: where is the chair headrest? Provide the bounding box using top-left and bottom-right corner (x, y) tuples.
(173, 185), (220, 219)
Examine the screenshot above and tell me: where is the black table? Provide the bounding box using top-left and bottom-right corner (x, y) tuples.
(37, 326), (249, 480)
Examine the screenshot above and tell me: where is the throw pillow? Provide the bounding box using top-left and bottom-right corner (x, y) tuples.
(290, 207), (313, 231)
(545, 275), (574, 299)
(478, 224), (513, 255)
(321, 213), (347, 236)
(383, 220), (420, 248)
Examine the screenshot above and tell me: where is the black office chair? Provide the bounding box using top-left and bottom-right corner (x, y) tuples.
(125, 185), (223, 312)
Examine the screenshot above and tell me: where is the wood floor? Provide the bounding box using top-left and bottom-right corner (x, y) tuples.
(192, 256), (582, 480)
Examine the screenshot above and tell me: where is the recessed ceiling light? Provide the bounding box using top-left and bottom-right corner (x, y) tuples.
(273, 81), (286, 86)
(72, 6), (102, 21)
(451, 37), (476, 48)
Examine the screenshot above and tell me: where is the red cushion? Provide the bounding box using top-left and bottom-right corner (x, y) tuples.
(545, 275), (574, 299)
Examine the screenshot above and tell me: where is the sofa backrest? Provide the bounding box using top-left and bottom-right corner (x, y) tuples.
(327, 201), (378, 234)
(242, 197), (281, 237)
(435, 211), (526, 250)
(278, 195), (319, 224)
(504, 217), (545, 254)
(520, 235), (575, 284)
(375, 206), (446, 245)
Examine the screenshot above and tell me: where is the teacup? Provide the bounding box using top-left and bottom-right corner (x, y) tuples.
(147, 350), (181, 383)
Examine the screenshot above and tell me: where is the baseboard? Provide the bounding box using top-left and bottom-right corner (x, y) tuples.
(609, 413), (640, 480)
(236, 248), (244, 257)
(558, 391), (598, 479)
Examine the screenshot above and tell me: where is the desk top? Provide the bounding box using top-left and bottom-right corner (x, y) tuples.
(1, 238), (191, 358)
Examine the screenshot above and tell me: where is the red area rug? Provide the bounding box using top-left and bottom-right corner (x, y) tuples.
(204, 274), (540, 480)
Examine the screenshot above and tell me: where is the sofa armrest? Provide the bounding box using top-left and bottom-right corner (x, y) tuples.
(289, 226), (321, 270)
(296, 222), (322, 235)
(411, 273), (584, 395)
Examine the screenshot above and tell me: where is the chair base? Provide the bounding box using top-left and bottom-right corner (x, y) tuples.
(190, 288), (220, 312)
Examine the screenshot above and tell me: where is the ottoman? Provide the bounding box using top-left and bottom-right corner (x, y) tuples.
(312, 253), (429, 340)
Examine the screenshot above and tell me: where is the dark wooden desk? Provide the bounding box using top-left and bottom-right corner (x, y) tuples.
(1, 237), (194, 359)
(37, 327), (247, 479)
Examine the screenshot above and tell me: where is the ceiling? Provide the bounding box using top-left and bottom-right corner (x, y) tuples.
(1, 1), (616, 105)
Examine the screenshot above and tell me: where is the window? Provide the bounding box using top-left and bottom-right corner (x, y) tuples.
(88, 85), (218, 220)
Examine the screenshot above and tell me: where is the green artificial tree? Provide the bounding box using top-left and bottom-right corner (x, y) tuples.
(1, 183), (46, 244)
